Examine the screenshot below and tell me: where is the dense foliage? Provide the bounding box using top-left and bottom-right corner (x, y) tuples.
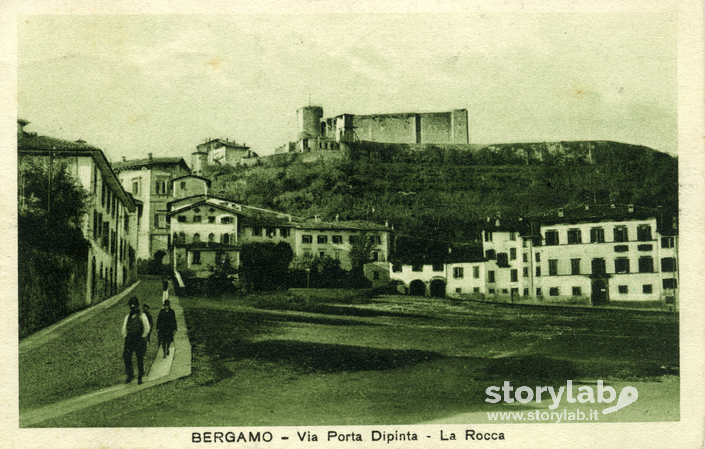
(18, 157), (91, 337)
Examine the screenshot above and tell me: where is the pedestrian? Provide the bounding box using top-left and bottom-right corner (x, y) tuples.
(162, 278), (169, 304)
(142, 304), (153, 343)
(122, 296), (150, 385)
(157, 299), (177, 358)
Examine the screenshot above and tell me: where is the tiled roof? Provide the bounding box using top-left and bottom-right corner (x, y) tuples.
(112, 157), (188, 171)
(293, 219), (389, 231)
(18, 134), (101, 152)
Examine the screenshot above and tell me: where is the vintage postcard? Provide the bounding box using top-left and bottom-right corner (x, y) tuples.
(2, 0), (704, 448)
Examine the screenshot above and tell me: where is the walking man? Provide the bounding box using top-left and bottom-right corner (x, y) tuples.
(157, 299), (177, 357)
(122, 296), (150, 385)
(162, 278), (170, 304)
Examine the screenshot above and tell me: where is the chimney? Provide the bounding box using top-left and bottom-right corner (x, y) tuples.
(558, 208), (564, 218)
(628, 204), (634, 213)
(148, 153), (153, 161)
(495, 219), (500, 227)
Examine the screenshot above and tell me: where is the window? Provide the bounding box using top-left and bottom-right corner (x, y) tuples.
(155, 179), (168, 195)
(637, 244), (653, 251)
(618, 285), (628, 294)
(192, 251), (201, 264)
(572, 287), (582, 296)
(334, 250), (341, 260)
(592, 258), (606, 276)
(192, 233), (200, 243)
(474, 287), (481, 293)
(548, 259), (558, 276)
(131, 178), (141, 196)
(643, 284), (653, 294)
(369, 235), (382, 244)
(510, 269), (518, 282)
(302, 235), (313, 244)
(349, 236), (358, 244)
(523, 253), (528, 263)
(567, 229), (582, 244)
(638, 256), (654, 273)
(663, 278), (677, 289)
(523, 288), (529, 296)
(661, 257), (677, 272)
(488, 271), (495, 283)
(571, 259), (581, 275)
(590, 227), (605, 243)
(453, 267), (464, 279)
(319, 251), (326, 258)
(208, 233), (215, 243)
(613, 226), (628, 242)
(637, 225), (652, 241)
(489, 289), (496, 294)
(535, 267), (541, 277)
(372, 252), (379, 261)
(485, 249), (496, 260)
(497, 252), (509, 267)
(180, 181), (186, 189)
(510, 248), (517, 260)
(535, 253), (541, 262)
(317, 235), (328, 244)
(485, 231), (493, 242)
(412, 264), (423, 272)
(392, 263), (402, 273)
(208, 216), (216, 223)
(536, 288), (543, 297)
(373, 272), (380, 280)
(432, 263), (443, 272)
(280, 228), (290, 238)
(615, 258), (630, 274)
(253, 227), (261, 236)
(545, 230), (559, 246)
(473, 266), (480, 279)
(221, 217), (233, 224)
(332, 235), (343, 244)
(661, 237), (675, 248)
(614, 245), (629, 253)
(154, 213), (166, 229)
(178, 232), (186, 245)
(523, 267), (529, 278)
(456, 288), (462, 293)
(549, 287), (559, 296)
(509, 232), (516, 241)
(193, 215), (202, 223)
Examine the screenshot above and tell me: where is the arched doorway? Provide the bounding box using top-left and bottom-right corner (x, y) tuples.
(430, 279), (446, 298)
(409, 280), (426, 297)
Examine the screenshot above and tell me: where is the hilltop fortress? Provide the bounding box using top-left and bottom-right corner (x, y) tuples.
(276, 106), (469, 153)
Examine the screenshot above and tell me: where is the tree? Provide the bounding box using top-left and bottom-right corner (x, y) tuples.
(348, 231), (376, 278)
(239, 242), (294, 291)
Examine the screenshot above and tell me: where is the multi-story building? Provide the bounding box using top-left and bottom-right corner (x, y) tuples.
(112, 154), (190, 266)
(18, 120), (140, 305)
(191, 138), (259, 175)
(389, 204), (677, 309)
(482, 205), (678, 307)
(167, 193), (391, 285)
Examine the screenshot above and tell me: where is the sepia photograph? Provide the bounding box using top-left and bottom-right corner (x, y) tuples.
(4, 1), (704, 447)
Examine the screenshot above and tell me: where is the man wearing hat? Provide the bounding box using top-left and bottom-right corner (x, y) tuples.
(121, 296), (151, 385)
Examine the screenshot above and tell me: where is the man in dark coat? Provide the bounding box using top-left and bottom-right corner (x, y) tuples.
(122, 296), (150, 385)
(157, 299), (177, 357)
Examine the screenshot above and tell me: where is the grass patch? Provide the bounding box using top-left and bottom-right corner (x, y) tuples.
(25, 293), (679, 427)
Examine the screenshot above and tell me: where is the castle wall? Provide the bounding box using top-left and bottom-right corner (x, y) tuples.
(353, 113), (417, 144)
(419, 112), (452, 144)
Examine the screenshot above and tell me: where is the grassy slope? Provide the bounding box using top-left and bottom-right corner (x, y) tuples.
(31, 295), (679, 427)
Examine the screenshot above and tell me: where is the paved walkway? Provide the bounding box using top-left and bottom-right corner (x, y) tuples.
(19, 282), (191, 427)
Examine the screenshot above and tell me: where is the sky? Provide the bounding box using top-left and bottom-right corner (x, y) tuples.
(17, 13), (678, 163)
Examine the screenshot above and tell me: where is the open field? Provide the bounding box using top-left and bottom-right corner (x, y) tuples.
(25, 291), (679, 427)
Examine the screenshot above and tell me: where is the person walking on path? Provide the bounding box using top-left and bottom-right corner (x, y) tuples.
(157, 299), (177, 357)
(122, 296), (150, 385)
(162, 278), (170, 304)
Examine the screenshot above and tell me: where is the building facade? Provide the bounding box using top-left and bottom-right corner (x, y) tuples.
(112, 155), (191, 266)
(191, 138), (259, 175)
